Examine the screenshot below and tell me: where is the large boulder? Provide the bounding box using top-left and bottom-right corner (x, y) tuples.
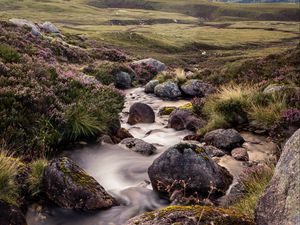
(181, 79), (216, 97)
(40, 21), (60, 33)
(120, 138), (157, 156)
(168, 109), (206, 131)
(9, 18), (41, 36)
(154, 81), (181, 99)
(43, 157), (118, 210)
(131, 58), (166, 73)
(125, 205), (254, 225)
(255, 129), (300, 225)
(0, 200), (27, 225)
(115, 71), (132, 89)
(144, 80), (159, 93)
(204, 129), (245, 152)
(148, 143), (233, 200)
(127, 102), (155, 125)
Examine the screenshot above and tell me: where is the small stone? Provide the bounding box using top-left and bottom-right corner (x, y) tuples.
(231, 148), (249, 161)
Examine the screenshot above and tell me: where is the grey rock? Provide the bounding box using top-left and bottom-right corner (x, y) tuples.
(154, 81), (181, 99)
(255, 129), (300, 225)
(168, 109), (206, 131)
(144, 80), (159, 93)
(231, 148), (249, 161)
(181, 79), (216, 97)
(120, 138), (157, 155)
(263, 84), (286, 94)
(41, 21), (60, 33)
(43, 157), (118, 210)
(131, 58), (166, 72)
(115, 71), (132, 89)
(148, 143), (233, 199)
(204, 129), (245, 152)
(202, 145), (226, 157)
(9, 18), (41, 36)
(0, 200), (27, 225)
(127, 102), (155, 125)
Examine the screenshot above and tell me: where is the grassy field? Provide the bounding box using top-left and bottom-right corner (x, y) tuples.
(0, 0), (299, 65)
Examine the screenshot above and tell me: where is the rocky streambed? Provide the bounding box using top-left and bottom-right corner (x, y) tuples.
(26, 87), (278, 225)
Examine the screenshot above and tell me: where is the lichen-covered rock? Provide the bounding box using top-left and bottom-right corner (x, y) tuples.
(125, 205), (254, 225)
(154, 81), (182, 99)
(9, 18), (41, 36)
(131, 58), (166, 72)
(0, 200), (27, 225)
(127, 102), (155, 125)
(204, 129), (245, 152)
(255, 129), (300, 225)
(263, 84), (287, 94)
(115, 71), (132, 89)
(144, 80), (159, 93)
(158, 106), (177, 116)
(202, 145), (226, 158)
(43, 157), (118, 210)
(120, 138), (157, 155)
(231, 148), (249, 161)
(168, 109), (206, 131)
(40, 21), (60, 33)
(181, 79), (216, 97)
(148, 143), (233, 200)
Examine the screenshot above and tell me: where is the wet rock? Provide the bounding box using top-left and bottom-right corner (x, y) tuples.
(154, 81), (181, 99)
(204, 129), (245, 152)
(231, 148), (249, 161)
(43, 157), (118, 210)
(128, 102), (155, 125)
(115, 71), (132, 89)
(120, 138), (157, 156)
(255, 129), (300, 225)
(99, 135), (114, 144)
(181, 79), (216, 97)
(40, 21), (60, 33)
(125, 205), (254, 225)
(202, 145), (226, 158)
(112, 128), (134, 143)
(144, 80), (159, 93)
(0, 200), (27, 225)
(131, 58), (166, 73)
(148, 143), (233, 200)
(9, 18), (41, 36)
(168, 109), (206, 131)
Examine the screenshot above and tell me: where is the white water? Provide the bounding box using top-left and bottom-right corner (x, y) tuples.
(26, 88), (277, 225)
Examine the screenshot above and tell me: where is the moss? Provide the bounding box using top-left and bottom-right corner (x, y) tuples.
(194, 146), (205, 154)
(160, 106), (176, 115)
(179, 102), (193, 110)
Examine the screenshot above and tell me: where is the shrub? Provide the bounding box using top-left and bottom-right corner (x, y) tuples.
(130, 62), (158, 85)
(192, 97), (205, 116)
(28, 159), (48, 197)
(282, 108), (300, 126)
(0, 44), (21, 63)
(0, 151), (20, 205)
(233, 164), (274, 218)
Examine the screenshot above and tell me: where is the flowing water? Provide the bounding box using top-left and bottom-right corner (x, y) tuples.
(26, 87), (277, 225)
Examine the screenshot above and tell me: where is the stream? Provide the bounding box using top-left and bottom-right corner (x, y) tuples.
(26, 87), (277, 225)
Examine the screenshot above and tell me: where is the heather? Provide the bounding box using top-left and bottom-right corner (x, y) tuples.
(0, 21), (124, 158)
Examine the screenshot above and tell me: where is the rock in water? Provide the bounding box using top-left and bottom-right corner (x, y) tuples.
(255, 129), (300, 225)
(40, 21), (60, 33)
(154, 81), (181, 99)
(131, 58), (166, 72)
(120, 138), (157, 155)
(43, 157), (118, 210)
(0, 200), (27, 225)
(115, 71), (132, 89)
(148, 143), (233, 199)
(204, 129), (245, 152)
(125, 205), (254, 225)
(144, 80), (159, 93)
(127, 102), (155, 125)
(168, 109), (206, 131)
(181, 79), (216, 97)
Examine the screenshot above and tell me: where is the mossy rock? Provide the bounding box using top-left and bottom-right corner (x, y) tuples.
(125, 205), (254, 225)
(158, 106), (177, 116)
(43, 157), (118, 210)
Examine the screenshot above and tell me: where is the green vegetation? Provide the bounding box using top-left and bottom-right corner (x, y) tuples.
(0, 151), (20, 205)
(0, 43), (21, 63)
(233, 165), (274, 218)
(28, 159), (48, 197)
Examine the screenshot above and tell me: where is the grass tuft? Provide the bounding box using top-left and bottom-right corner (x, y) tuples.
(28, 159), (48, 197)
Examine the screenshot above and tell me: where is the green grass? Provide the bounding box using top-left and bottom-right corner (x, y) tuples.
(0, 43), (21, 63)
(233, 165), (274, 218)
(0, 151), (20, 205)
(28, 159), (48, 197)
